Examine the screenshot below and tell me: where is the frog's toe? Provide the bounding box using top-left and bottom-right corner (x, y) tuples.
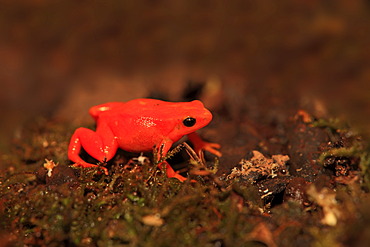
(203, 143), (222, 157)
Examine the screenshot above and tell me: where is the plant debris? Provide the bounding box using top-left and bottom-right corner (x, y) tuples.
(227, 150), (290, 183)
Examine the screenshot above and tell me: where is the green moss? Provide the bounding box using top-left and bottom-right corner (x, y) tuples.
(312, 118), (349, 132)
(313, 117), (370, 188)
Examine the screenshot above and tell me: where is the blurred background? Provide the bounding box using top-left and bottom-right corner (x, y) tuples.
(1, 0), (370, 151)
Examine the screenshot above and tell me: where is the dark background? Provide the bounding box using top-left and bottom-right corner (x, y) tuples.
(1, 0), (370, 151)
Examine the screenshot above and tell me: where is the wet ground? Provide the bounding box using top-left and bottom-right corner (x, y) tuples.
(1, 1), (370, 246)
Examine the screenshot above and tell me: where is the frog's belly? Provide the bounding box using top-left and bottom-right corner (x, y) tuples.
(108, 116), (178, 152)
(116, 133), (160, 152)
(110, 124), (167, 153)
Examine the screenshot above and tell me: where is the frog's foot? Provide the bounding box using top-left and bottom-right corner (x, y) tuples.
(199, 142), (222, 157)
(187, 132), (222, 157)
(72, 162), (109, 175)
(159, 162), (187, 182)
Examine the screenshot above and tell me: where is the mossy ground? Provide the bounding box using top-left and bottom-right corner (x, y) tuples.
(1, 114), (370, 247)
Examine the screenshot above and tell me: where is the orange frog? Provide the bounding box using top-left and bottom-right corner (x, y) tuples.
(68, 98), (221, 181)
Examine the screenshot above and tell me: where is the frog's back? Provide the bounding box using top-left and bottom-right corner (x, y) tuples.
(90, 98), (203, 121)
(122, 98), (180, 116)
(89, 102), (126, 120)
(125, 98), (169, 106)
(91, 99), (169, 113)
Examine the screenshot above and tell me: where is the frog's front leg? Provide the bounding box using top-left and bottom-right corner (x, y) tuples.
(155, 139), (187, 182)
(68, 124), (118, 175)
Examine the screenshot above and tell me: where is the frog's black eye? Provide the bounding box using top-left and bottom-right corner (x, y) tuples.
(183, 117), (196, 127)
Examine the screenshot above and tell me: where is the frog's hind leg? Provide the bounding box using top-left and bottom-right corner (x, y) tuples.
(68, 127), (118, 174)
